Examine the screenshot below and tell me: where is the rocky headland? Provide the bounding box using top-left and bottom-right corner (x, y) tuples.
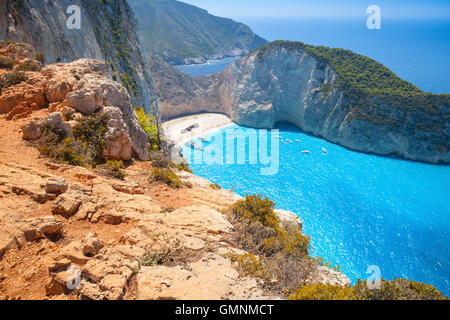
(152, 41), (450, 164)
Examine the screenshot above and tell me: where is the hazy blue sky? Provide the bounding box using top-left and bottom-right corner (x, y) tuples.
(182, 0), (450, 19)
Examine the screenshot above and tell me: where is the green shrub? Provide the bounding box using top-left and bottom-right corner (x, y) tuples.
(289, 279), (447, 300)
(0, 56), (15, 69)
(0, 71), (27, 91)
(230, 194), (279, 230)
(36, 113), (107, 168)
(149, 150), (170, 168)
(352, 279), (447, 300)
(135, 107), (160, 151)
(15, 59), (41, 72)
(210, 183), (221, 190)
(289, 283), (356, 300)
(34, 53), (45, 64)
(150, 168), (183, 188)
(101, 160), (126, 180)
(38, 130), (85, 166)
(72, 113), (108, 166)
(314, 256), (342, 273)
(227, 195), (313, 294)
(229, 252), (265, 278)
(141, 233), (184, 266)
(175, 161), (192, 173)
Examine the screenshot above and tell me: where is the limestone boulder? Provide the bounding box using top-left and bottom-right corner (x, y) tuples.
(22, 112), (73, 140)
(64, 74), (123, 115)
(0, 72), (47, 114)
(274, 209), (303, 229)
(21, 216), (63, 242)
(22, 118), (45, 140)
(52, 183), (93, 218)
(100, 106), (133, 161)
(45, 177), (69, 195)
(63, 73), (150, 161)
(45, 112), (73, 137)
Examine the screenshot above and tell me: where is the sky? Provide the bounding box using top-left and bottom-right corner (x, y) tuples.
(182, 0), (450, 19)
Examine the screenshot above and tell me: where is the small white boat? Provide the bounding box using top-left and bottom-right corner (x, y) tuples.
(322, 148), (328, 153)
(302, 150), (311, 154)
(296, 140), (300, 142)
(281, 139), (284, 142)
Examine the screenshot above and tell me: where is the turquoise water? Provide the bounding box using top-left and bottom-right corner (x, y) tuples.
(182, 123), (450, 294)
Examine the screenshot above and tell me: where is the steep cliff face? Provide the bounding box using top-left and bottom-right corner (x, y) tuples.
(129, 0), (267, 65)
(227, 43), (450, 164)
(0, 0), (159, 116)
(148, 56), (232, 120)
(153, 42), (450, 164)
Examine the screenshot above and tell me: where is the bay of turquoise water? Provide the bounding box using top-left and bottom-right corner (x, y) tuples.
(176, 17), (450, 294)
(182, 123), (450, 294)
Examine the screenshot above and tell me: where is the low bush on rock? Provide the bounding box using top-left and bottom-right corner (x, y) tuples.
(351, 279), (447, 300)
(72, 113), (108, 166)
(34, 53), (45, 64)
(289, 279), (447, 300)
(99, 160), (126, 180)
(0, 71), (27, 93)
(36, 113), (109, 169)
(226, 194), (314, 295)
(135, 107), (160, 151)
(174, 161), (192, 173)
(141, 233), (185, 266)
(149, 150), (170, 168)
(15, 59), (41, 72)
(0, 56), (15, 69)
(38, 127), (85, 166)
(288, 283), (356, 300)
(150, 168), (183, 188)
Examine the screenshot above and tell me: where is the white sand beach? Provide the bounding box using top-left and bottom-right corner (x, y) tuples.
(162, 113), (234, 144)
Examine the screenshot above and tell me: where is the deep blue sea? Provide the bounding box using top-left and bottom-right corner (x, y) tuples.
(176, 17), (450, 294)
(177, 17), (450, 94)
(182, 123), (450, 294)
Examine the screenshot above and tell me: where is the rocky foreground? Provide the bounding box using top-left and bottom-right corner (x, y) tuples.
(0, 41), (349, 300)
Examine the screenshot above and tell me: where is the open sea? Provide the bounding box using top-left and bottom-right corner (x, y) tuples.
(176, 17), (450, 294)
(177, 17), (450, 94)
